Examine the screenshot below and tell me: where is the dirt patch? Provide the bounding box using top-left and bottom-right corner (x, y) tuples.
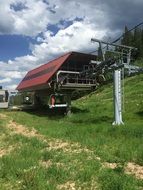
(0, 113), (7, 119)
(0, 145), (15, 157)
(6, 120), (89, 153)
(6, 120), (93, 155)
(57, 181), (76, 190)
(125, 162), (143, 180)
(47, 141), (70, 151)
(56, 162), (65, 168)
(103, 162), (117, 169)
(6, 120), (101, 165)
(39, 160), (65, 169)
(90, 178), (98, 190)
(57, 180), (98, 190)
(46, 139), (93, 155)
(39, 160), (53, 168)
(7, 120), (43, 138)
(103, 161), (143, 180)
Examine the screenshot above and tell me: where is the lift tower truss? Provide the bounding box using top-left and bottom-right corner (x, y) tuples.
(91, 38), (137, 125)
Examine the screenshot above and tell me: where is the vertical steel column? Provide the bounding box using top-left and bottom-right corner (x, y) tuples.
(112, 69), (124, 125)
(66, 95), (72, 116)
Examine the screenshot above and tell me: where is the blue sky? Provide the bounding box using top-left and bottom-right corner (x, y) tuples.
(0, 0), (142, 90)
(0, 18), (80, 61)
(0, 35), (31, 61)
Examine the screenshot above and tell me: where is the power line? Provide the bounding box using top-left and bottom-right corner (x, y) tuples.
(113, 21), (143, 43)
(90, 21), (143, 54)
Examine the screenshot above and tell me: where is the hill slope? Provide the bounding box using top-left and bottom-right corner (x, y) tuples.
(0, 74), (143, 189)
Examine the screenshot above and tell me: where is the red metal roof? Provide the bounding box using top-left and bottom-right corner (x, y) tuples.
(17, 52), (71, 91)
(17, 52), (96, 91)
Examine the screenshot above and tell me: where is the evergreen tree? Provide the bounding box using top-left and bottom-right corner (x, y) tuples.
(141, 29), (143, 57)
(122, 26), (133, 46)
(121, 25), (143, 59)
(134, 28), (142, 58)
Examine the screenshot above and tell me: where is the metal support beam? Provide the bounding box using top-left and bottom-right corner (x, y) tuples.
(66, 95), (71, 116)
(91, 38), (136, 50)
(112, 69), (124, 125)
(56, 70), (80, 83)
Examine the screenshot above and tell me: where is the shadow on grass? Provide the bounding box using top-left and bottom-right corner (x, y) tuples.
(70, 115), (112, 124)
(71, 106), (89, 113)
(136, 111), (143, 117)
(24, 106), (89, 119)
(25, 107), (65, 119)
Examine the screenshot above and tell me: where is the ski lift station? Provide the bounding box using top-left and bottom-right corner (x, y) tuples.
(16, 52), (98, 113)
(1, 37), (142, 124)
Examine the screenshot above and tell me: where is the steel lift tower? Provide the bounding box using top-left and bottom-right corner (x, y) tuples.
(112, 69), (124, 125)
(91, 38), (136, 125)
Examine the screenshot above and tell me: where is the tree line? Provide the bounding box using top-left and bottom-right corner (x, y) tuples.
(121, 26), (143, 59)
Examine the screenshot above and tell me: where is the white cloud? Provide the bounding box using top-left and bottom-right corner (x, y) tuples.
(1, 0), (142, 90)
(5, 84), (17, 91)
(0, 0), (50, 36)
(0, 0), (142, 37)
(0, 71), (25, 79)
(0, 78), (12, 84)
(12, 0), (50, 36)
(0, 19), (108, 90)
(33, 20), (107, 60)
(0, 0), (110, 36)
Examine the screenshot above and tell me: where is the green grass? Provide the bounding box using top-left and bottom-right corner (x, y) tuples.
(134, 59), (143, 67)
(0, 73), (143, 189)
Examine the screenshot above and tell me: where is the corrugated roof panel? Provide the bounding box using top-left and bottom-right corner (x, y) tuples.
(17, 52), (71, 91)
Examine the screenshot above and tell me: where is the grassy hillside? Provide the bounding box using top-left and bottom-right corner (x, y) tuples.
(0, 73), (143, 189)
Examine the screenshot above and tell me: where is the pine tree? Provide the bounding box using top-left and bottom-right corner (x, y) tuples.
(133, 28), (142, 58)
(122, 26), (133, 46)
(121, 26), (143, 59)
(141, 29), (143, 57)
